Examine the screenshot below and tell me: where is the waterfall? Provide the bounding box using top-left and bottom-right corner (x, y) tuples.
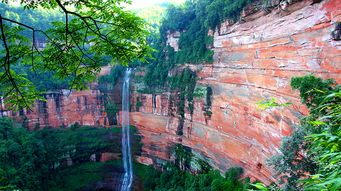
(120, 68), (133, 191)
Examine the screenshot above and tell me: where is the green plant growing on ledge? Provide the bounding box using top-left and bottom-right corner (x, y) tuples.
(196, 158), (213, 174)
(193, 87), (206, 98)
(173, 144), (193, 171)
(291, 74), (335, 109)
(256, 98), (292, 110)
(135, 96), (143, 112)
(204, 110), (213, 116)
(136, 100), (142, 108)
(104, 102), (119, 125)
(204, 86), (213, 119)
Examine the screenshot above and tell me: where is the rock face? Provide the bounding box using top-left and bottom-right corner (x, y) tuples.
(2, 0), (340, 184)
(166, 31), (181, 51)
(5, 88), (107, 129)
(1, 68), (112, 129)
(129, 0), (341, 183)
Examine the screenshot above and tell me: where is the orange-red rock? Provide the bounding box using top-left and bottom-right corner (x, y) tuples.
(128, 0), (341, 184)
(2, 0), (340, 185)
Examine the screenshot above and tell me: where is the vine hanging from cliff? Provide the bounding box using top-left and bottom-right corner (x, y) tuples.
(167, 67), (197, 135)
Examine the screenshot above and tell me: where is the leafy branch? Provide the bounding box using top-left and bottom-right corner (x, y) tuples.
(0, 0), (152, 110)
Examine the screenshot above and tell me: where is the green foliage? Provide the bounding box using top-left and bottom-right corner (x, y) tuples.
(173, 144), (193, 170)
(256, 98), (292, 110)
(98, 65), (125, 93)
(0, 3), (63, 40)
(49, 160), (148, 191)
(269, 75), (340, 191)
(169, 67), (197, 118)
(143, 163), (250, 191)
(0, 0), (152, 110)
(196, 158), (213, 174)
(204, 86), (213, 117)
(193, 86), (207, 98)
(205, 0), (251, 31)
(291, 75), (335, 109)
(11, 63), (70, 92)
(145, 144), (251, 191)
(0, 24), (46, 110)
(144, 45), (176, 88)
(249, 182), (281, 191)
(0, 118), (60, 190)
(136, 99), (142, 111)
(104, 102), (119, 125)
(267, 126), (317, 191)
(300, 88), (341, 190)
(144, 0), (254, 88)
(134, 4), (166, 33)
(0, 118), (121, 190)
(48, 161), (119, 191)
(225, 167), (244, 181)
(105, 103), (119, 116)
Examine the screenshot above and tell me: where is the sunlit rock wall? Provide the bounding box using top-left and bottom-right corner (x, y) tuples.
(5, 87), (107, 129)
(1, 68), (112, 129)
(129, 0), (341, 183)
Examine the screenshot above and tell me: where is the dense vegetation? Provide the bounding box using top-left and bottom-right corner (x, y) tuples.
(142, 0), (259, 89)
(0, 3), (72, 91)
(141, 144), (255, 191)
(0, 3), (63, 41)
(0, 118), (125, 190)
(2, 1), (339, 191)
(143, 164), (251, 191)
(265, 75), (340, 191)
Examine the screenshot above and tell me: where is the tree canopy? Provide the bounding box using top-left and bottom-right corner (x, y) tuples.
(0, 0), (152, 110)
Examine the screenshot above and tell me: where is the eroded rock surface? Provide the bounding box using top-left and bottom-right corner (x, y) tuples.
(129, 0), (341, 183)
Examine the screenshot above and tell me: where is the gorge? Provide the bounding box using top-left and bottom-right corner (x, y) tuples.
(0, 0), (340, 190)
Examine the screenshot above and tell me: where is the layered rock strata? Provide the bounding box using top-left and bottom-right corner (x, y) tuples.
(0, 67), (113, 129)
(2, 0), (340, 183)
(129, 0), (341, 183)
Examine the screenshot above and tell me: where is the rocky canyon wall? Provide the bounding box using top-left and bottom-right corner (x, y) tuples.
(129, 0), (341, 183)
(0, 66), (113, 129)
(1, 0), (340, 184)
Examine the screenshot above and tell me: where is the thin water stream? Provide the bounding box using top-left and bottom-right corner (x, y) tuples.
(120, 68), (133, 191)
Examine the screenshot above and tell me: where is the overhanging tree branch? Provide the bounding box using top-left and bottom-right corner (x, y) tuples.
(0, 0), (151, 110)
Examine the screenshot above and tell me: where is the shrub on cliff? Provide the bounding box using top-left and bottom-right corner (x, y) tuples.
(268, 75), (340, 191)
(143, 0), (258, 89)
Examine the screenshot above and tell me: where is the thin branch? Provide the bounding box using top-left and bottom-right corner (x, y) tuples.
(1, 17), (34, 30)
(69, 32), (96, 63)
(54, 0), (133, 60)
(31, 30), (37, 75)
(0, 15), (31, 109)
(66, 12), (68, 47)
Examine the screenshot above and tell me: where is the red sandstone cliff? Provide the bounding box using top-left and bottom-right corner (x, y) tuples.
(128, 0), (341, 183)
(0, 66), (113, 129)
(2, 0), (340, 184)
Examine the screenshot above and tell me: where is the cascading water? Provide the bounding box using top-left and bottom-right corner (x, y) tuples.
(120, 68), (133, 191)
